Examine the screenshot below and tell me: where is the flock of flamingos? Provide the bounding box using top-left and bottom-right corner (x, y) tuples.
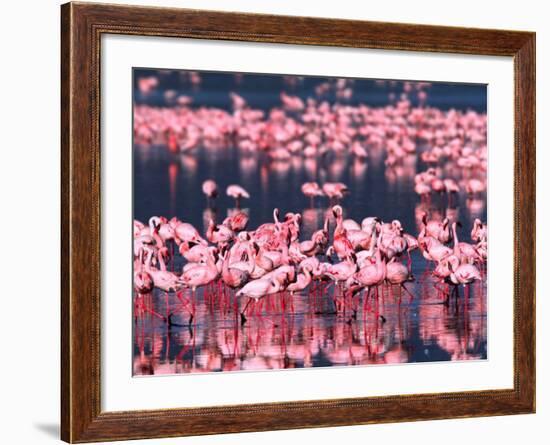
(133, 78), (488, 372)
(134, 185), (487, 328)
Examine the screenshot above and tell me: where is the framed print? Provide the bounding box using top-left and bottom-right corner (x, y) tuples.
(61, 2), (535, 442)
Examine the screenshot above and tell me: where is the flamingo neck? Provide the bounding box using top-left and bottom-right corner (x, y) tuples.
(334, 214), (346, 237)
(273, 209), (280, 225)
(281, 240), (290, 264)
(452, 224), (460, 255)
(144, 249), (154, 271)
(158, 253), (167, 271)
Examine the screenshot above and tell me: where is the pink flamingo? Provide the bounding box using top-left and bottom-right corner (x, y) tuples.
(133, 220), (145, 237)
(322, 182), (348, 204)
(287, 264), (313, 295)
(249, 247), (275, 279)
(330, 205), (354, 260)
(414, 181), (431, 200)
(202, 179), (218, 207)
(142, 247), (186, 323)
(298, 229), (328, 257)
(443, 178), (460, 203)
(134, 270), (154, 296)
(325, 253), (358, 284)
(179, 243), (212, 264)
(360, 216), (381, 235)
(226, 184), (250, 208)
(385, 259), (415, 300)
(144, 248), (183, 293)
(223, 211), (249, 232)
(221, 250), (250, 289)
(173, 220), (207, 246)
(421, 213), (451, 244)
(342, 218), (361, 231)
(180, 250), (219, 321)
(229, 92), (247, 110)
(379, 224), (408, 261)
(402, 233), (418, 271)
(206, 219), (234, 246)
(353, 248), (386, 307)
(431, 178), (445, 195)
(471, 218), (487, 242)
(451, 222), (483, 263)
(351, 141), (368, 159)
(136, 217), (165, 246)
(419, 236), (453, 263)
(466, 178), (485, 197)
(444, 261), (482, 305)
(236, 272), (288, 325)
(134, 247), (154, 295)
(301, 182), (324, 207)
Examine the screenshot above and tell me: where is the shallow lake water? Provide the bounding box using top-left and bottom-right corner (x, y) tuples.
(133, 71), (487, 375)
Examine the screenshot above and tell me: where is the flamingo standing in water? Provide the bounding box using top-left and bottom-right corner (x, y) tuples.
(351, 248), (387, 322)
(420, 213), (451, 244)
(444, 261), (482, 306)
(134, 247), (154, 295)
(466, 178), (485, 197)
(133, 247), (166, 321)
(144, 247), (183, 293)
(206, 219), (235, 247)
(419, 235), (453, 264)
(297, 226), (328, 257)
(287, 264), (313, 295)
(385, 259), (415, 301)
(322, 182), (348, 204)
(226, 184), (250, 208)
(142, 247), (185, 323)
(402, 233), (418, 272)
(202, 179), (218, 207)
(134, 269), (154, 296)
(451, 222), (483, 264)
(173, 220), (207, 246)
(330, 205), (354, 260)
(471, 218), (487, 242)
(443, 178), (460, 204)
(301, 182), (324, 207)
(448, 262), (482, 286)
(180, 249), (219, 323)
(236, 271), (288, 325)
(223, 211), (249, 232)
(221, 249), (250, 290)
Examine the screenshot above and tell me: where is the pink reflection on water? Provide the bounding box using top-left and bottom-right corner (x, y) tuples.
(133, 264), (486, 375)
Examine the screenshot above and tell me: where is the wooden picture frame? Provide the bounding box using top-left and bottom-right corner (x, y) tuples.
(61, 1), (535, 442)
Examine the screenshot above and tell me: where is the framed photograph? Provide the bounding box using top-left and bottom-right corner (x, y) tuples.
(61, 2), (535, 442)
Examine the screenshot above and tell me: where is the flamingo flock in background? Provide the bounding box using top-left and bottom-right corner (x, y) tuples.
(134, 83), (486, 198)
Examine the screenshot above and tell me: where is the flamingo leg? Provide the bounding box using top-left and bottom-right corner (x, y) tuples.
(241, 298), (253, 326)
(139, 298), (166, 321)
